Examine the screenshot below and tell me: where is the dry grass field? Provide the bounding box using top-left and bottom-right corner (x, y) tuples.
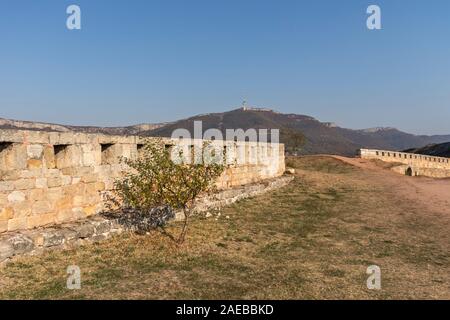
(0, 156), (448, 299)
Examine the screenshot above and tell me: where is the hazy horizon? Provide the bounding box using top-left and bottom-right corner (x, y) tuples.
(1, 0), (450, 135)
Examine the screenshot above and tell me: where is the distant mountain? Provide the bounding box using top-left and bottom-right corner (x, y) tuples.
(2, 108), (450, 156)
(0, 117), (166, 135)
(403, 142), (450, 158)
(142, 107), (450, 156)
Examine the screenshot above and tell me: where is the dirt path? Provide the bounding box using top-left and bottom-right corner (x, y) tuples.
(332, 155), (450, 217)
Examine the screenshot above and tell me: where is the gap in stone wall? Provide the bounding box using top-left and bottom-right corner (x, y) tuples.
(0, 142), (13, 154)
(101, 143), (115, 165)
(54, 144), (70, 169)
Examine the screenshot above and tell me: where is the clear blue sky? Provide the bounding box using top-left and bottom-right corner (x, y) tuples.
(0, 0), (449, 135)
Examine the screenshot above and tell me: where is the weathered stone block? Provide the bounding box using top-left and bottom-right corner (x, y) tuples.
(81, 174), (99, 184)
(63, 184), (85, 197)
(93, 220), (111, 234)
(47, 177), (62, 188)
(46, 187), (63, 201)
(55, 196), (73, 211)
(74, 223), (95, 238)
(35, 178), (47, 189)
(8, 234), (34, 254)
(0, 240), (14, 261)
(45, 169), (61, 178)
(32, 201), (53, 214)
(27, 213), (55, 229)
(14, 178), (35, 190)
(42, 230), (65, 247)
(12, 201), (32, 218)
(8, 191), (26, 203)
(56, 209), (74, 223)
(0, 170), (21, 181)
(91, 234), (107, 242)
(19, 169), (42, 179)
(27, 159), (43, 169)
(29, 189), (44, 201)
(83, 205), (97, 216)
(0, 209), (14, 227)
(43, 145), (56, 169)
(8, 217), (27, 231)
(27, 144), (44, 159)
(0, 181), (14, 192)
(61, 176), (72, 186)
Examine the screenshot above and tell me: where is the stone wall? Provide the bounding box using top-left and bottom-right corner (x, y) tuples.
(359, 148), (450, 178)
(0, 129), (285, 234)
(0, 176), (293, 263)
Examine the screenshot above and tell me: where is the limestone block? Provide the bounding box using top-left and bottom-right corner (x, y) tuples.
(8, 234), (34, 255)
(72, 207), (87, 220)
(56, 209), (75, 223)
(24, 131), (49, 144)
(61, 175), (72, 186)
(55, 145), (83, 168)
(8, 191), (26, 203)
(32, 201), (52, 214)
(0, 207), (14, 220)
(19, 169), (43, 179)
(8, 217), (27, 231)
(43, 145), (56, 169)
(12, 201), (32, 218)
(73, 195), (85, 207)
(63, 184), (85, 197)
(27, 159), (43, 169)
(0, 181), (14, 192)
(0, 130), (24, 143)
(27, 144), (44, 159)
(73, 166), (94, 177)
(55, 195), (73, 211)
(72, 133), (89, 144)
(42, 230), (65, 247)
(83, 205), (97, 217)
(45, 169), (61, 178)
(35, 178), (48, 189)
(81, 144), (98, 166)
(81, 173), (99, 183)
(14, 178), (35, 190)
(46, 187), (63, 201)
(85, 182), (100, 195)
(73, 223), (95, 238)
(4, 144), (27, 170)
(27, 213), (55, 229)
(47, 177), (62, 188)
(0, 170), (21, 181)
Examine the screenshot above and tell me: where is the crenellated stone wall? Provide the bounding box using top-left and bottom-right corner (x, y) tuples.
(0, 129), (285, 234)
(359, 148), (450, 178)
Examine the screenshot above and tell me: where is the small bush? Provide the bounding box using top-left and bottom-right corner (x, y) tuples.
(107, 139), (224, 243)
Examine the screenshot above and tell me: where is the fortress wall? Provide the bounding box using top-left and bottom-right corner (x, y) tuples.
(0, 129), (285, 233)
(360, 148), (450, 177)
